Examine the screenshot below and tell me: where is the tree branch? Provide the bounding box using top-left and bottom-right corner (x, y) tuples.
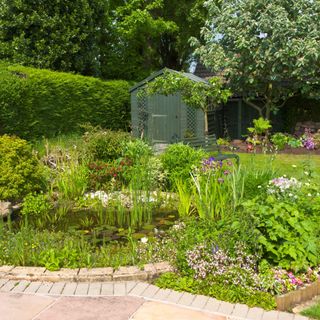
(243, 98), (263, 117)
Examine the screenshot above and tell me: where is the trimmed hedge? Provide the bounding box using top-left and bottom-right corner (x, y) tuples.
(0, 63), (130, 139)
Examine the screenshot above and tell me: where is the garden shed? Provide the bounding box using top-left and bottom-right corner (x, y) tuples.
(130, 68), (208, 144)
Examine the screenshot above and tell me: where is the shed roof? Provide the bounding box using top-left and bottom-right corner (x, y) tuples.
(129, 68), (208, 93)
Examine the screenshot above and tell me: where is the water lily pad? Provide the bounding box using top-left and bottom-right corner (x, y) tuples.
(142, 224), (155, 230)
(132, 233), (145, 240)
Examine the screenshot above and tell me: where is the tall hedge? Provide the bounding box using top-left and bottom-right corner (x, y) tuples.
(0, 63), (130, 139)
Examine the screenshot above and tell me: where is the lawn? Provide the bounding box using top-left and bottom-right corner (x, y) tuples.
(238, 153), (320, 178)
(301, 302), (320, 319)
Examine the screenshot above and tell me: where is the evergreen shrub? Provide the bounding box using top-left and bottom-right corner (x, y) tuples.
(0, 63), (130, 139)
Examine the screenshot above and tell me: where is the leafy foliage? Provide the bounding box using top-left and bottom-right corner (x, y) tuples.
(83, 126), (132, 161)
(156, 272), (276, 310)
(103, 0), (206, 80)
(161, 143), (206, 189)
(0, 0), (108, 76)
(143, 70), (231, 133)
(0, 64), (130, 139)
(243, 195), (320, 272)
(0, 135), (46, 201)
(194, 0), (320, 118)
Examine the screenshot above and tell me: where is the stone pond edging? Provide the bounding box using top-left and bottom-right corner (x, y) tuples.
(276, 278), (320, 311)
(0, 262), (173, 282)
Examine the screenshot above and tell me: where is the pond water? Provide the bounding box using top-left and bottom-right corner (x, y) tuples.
(9, 208), (178, 245)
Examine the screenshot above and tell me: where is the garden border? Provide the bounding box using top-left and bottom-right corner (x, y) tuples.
(276, 278), (320, 311)
(0, 262), (173, 282)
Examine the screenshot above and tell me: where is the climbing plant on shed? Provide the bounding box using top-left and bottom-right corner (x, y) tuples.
(141, 70), (231, 134)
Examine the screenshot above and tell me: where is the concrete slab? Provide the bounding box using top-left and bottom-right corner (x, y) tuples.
(34, 296), (144, 320)
(131, 301), (227, 320)
(0, 292), (56, 320)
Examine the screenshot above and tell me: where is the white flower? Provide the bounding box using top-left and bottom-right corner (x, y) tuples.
(305, 182), (310, 186)
(257, 185), (262, 189)
(292, 165), (297, 168)
(304, 171), (309, 176)
(308, 193), (312, 197)
(288, 193), (293, 197)
(141, 237), (148, 244)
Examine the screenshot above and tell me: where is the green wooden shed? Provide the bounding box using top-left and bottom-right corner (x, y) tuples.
(130, 68), (208, 144)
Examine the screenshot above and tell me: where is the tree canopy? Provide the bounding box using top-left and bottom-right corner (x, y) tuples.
(0, 0), (206, 81)
(193, 0), (320, 119)
(0, 0), (109, 76)
(102, 0), (206, 80)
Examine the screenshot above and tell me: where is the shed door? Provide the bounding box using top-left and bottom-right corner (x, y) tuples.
(150, 94), (180, 143)
(152, 114), (167, 142)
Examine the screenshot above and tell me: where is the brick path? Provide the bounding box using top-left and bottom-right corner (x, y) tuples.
(0, 279), (308, 320)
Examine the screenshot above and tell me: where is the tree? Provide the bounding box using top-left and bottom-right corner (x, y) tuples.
(102, 0), (206, 80)
(142, 70), (231, 134)
(193, 0), (320, 119)
(0, 0), (109, 76)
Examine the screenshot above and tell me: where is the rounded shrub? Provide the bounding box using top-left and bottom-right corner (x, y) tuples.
(0, 135), (46, 201)
(161, 143), (206, 189)
(83, 126), (132, 161)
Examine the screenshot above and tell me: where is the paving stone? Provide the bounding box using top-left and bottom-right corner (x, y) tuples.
(42, 268), (79, 281)
(153, 262), (173, 273)
(78, 268), (112, 281)
(62, 282), (77, 296)
(0, 280), (17, 292)
(24, 281), (42, 294)
(34, 296), (144, 320)
(217, 301), (235, 315)
(0, 279), (9, 289)
(278, 311), (294, 320)
(262, 310), (280, 320)
(204, 298), (221, 313)
(0, 291), (56, 320)
(178, 292), (195, 306)
(113, 266), (148, 281)
(166, 290), (183, 304)
(49, 282), (66, 295)
(126, 281), (137, 293)
(191, 295), (209, 309)
(231, 303), (249, 318)
(152, 288), (171, 301)
(129, 282), (150, 297)
(141, 284), (159, 299)
(101, 282), (114, 295)
(293, 315), (309, 320)
(11, 280), (30, 293)
(143, 263), (157, 278)
(246, 307), (265, 320)
(0, 265), (14, 274)
(113, 282), (126, 296)
(8, 267), (45, 280)
(36, 282), (53, 294)
(75, 282), (89, 295)
(132, 301), (225, 320)
(88, 282), (101, 296)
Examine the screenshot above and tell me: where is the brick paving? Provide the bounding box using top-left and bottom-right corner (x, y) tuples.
(0, 278), (310, 320)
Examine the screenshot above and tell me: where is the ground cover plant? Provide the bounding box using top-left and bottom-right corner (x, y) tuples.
(301, 301), (320, 319)
(0, 129), (319, 311)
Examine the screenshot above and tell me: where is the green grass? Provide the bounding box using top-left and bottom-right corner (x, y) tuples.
(238, 153), (320, 178)
(301, 302), (320, 319)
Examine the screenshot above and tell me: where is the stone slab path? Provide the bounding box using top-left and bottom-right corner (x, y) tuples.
(0, 279), (309, 320)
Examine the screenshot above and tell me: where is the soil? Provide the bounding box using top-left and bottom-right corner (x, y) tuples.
(221, 141), (320, 155)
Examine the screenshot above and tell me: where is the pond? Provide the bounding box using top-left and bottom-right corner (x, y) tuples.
(7, 207), (178, 246)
